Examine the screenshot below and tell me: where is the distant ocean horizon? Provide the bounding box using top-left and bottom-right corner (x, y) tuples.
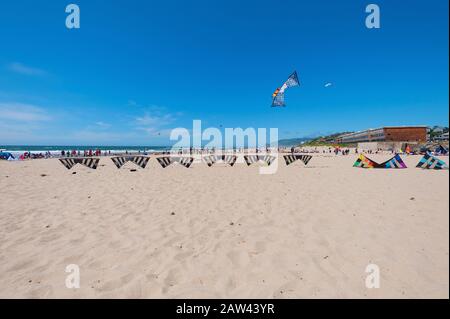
(1, 142), (301, 156)
(0, 145), (172, 154)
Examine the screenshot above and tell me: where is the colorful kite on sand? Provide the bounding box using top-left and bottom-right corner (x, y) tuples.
(416, 154), (448, 170)
(353, 154), (407, 169)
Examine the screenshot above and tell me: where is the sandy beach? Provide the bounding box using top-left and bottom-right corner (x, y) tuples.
(0, 154), (448, 298)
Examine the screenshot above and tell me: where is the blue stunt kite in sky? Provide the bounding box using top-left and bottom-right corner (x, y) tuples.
(271, 71), (300, 107)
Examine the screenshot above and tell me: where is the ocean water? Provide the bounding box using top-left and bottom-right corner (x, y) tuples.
(0, 145), (171, 156)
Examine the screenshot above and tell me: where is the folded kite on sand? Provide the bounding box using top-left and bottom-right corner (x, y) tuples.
(203, 155), (237, 167)
(416, 154), (448, 170)
(353, 154), (407, 169)
(283, 154), (312, 166)
(59, 158), (100, 170)
(0, 152), (14, 160)
(111, 156), (150, 169)
(156, 156), (194, 168)
(244, 155), (276, 166)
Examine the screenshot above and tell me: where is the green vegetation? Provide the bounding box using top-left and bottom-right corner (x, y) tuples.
(301, 132), (353, 147)
(278, 137), (312, 147)
(429, 126), (449, 140)
(290, 125), (449, 148)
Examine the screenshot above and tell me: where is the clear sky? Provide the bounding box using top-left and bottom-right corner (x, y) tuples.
(0, 0), (448, 145)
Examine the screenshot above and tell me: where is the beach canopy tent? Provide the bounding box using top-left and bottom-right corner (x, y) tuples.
(353, 154), (407, 169)
(435, 145), (448, 155)
(0, 152), (14, 160)
(416, 154), (448, 170)
(404, 145), (413, 154)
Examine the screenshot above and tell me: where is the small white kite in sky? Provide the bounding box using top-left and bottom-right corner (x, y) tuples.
(324, 82), (333, 88)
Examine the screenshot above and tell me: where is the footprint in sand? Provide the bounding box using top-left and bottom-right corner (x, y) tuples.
(254, 241), (267, 254)
(227, 250), (250, 268)
(8, 259), (34, 272)
(99, 273), (134, 292)
(27, 285), (54, 298)
(162, 268), (183, 294)
(274, 281), (298, 298)
(174, 250), (193, 261)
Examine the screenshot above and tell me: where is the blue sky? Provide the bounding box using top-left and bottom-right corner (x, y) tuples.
(0, 0), (448, 145)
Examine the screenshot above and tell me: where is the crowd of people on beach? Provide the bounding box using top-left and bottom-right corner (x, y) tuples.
(2, 143), (448, 161)
(61, 149), (108, 157)
(289, 146), (353, 155)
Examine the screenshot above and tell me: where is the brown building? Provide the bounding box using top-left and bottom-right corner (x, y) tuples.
(336, 126), (427, 143)
(383, 126), (427, 142)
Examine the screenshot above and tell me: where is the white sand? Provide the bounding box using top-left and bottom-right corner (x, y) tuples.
(0, 154), (448, 298)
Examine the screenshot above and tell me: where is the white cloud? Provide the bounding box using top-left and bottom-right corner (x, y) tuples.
(7, 62), (47, 76)
(133, 104), (181, 136)
(95, 121), (111, 129)
(0, 102), (51, 122)
(135, 113), (175, 127)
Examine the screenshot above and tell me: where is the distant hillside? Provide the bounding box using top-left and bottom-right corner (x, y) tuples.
(277, 137), (312, 147)
(302, 131), (353, 146)
(289, 125), (449, 147)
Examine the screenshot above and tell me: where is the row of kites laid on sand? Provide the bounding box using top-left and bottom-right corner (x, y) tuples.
(56, 153), (449, 170)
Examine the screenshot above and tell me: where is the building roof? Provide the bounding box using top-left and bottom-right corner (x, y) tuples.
(382, 125), (428, 128)
(337, 126), (428, 138)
